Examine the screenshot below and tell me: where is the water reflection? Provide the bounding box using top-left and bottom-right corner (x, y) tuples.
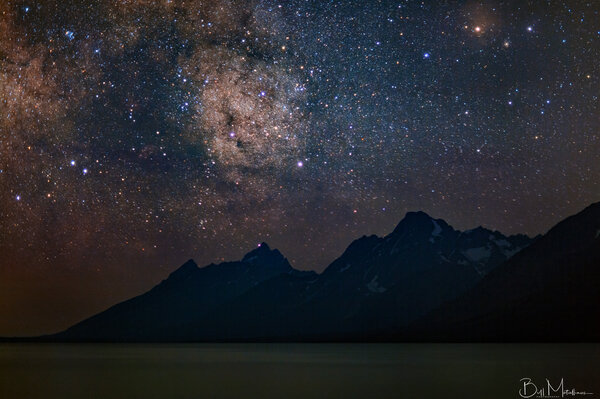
(0, 344), (598, 399)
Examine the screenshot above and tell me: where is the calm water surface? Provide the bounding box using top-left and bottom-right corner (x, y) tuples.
(0, 344), (598, 399)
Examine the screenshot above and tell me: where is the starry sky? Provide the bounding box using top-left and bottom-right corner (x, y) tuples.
(1, 0), (598, 336)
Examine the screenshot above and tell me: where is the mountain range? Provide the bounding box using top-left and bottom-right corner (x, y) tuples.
(51, 202), (600, 342)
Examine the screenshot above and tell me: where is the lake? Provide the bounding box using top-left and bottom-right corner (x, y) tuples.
(0, 344), (598, 398)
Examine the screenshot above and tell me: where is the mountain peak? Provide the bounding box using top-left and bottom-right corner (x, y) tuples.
(465, 226), (488, 233)
(177, 258), (198, 271)
(393, 210), (442, 233)
(404, 210), (432, 220)
(242, 243), (291, 269)
(167, 259), (198, 281)
(400, 211), (434, 225)
(243, 242), (272, 259)
(463, 226), (493, 238)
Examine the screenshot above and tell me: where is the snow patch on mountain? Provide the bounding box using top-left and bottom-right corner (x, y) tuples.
(367, 276), (387, 293)
(463, 246), (492, 262)
(472, 264), (486, 276)
(429, 220), (442, 243)
(501, 247), (522, 258)
(492, 238), (511, 248)
(488, 236), (522, 258)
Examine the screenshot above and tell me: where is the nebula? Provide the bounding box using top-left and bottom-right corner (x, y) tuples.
(179, 44), (306, 177)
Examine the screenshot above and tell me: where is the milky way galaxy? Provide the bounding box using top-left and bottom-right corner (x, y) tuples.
(0, 0), (598, 335)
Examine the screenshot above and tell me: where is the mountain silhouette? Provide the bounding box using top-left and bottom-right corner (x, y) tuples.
(57, 242), (314, 341)
(50, 203), (600, 342)
(411, 202), (600, 341)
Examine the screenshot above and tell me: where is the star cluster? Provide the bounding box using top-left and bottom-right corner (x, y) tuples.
(0, 0), (598, 335)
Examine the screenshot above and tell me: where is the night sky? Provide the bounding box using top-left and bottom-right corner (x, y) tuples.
(1, 0), (598, 335)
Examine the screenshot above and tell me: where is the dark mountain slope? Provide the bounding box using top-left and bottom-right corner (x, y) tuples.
(51, 210), (537, 342)
(56, 243), (302, 341)
(413, 202), (600, 341)
(294, 211), (532, 334)
(170, 212), (532, 340)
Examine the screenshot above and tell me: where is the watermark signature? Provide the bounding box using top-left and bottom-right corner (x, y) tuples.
(519, 378), (594, 398)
